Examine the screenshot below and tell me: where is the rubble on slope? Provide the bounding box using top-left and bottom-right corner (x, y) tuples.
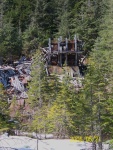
(0, 56), (32, 108)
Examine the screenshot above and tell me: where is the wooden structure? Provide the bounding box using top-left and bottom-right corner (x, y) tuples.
(48, 35), (83, 67)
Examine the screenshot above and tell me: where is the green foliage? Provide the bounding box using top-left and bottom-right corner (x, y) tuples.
(0, 0), (105, 56)
(28, 50), (48, 107)
(71, 0), (106, 51)
(4, 0), (35, 32)
(28, 51), (76, 136)
(71, 135), (99, 142)
(22, 26), (39, 54)
(0, 21), (22, 57)
(47, 76), (75, 136)
(56, 0), (70, 37)
(90, 0), (113, 139)
(0, 84), (10, 130)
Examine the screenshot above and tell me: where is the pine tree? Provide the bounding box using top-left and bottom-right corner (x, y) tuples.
(0, 84), (10, 131)
(71, 0), (106, 52)
(0, 21), (22, 57)
(81, 1), (113, 148)
(28, 50), (61, 133)
(47, 75), (74, 137)
(56, 0), (70, 38)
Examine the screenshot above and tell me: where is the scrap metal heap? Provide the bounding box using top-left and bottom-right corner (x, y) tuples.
(0, 56), (32, 118)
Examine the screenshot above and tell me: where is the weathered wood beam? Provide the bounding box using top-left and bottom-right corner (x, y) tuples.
(66, 38), (68, 51)
(49, 38), (51, 53)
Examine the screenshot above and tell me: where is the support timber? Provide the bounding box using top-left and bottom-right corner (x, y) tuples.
(41, 35), (85, 76)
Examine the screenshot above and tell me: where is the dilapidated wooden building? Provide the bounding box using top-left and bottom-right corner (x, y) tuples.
(48, 35), (83, 67)
(41, 35), (86, 78)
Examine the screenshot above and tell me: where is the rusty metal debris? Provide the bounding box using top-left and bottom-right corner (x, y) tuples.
(0, 57), (32, 108)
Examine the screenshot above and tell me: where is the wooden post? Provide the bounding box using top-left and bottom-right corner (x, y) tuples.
(49, 38), (51, 53)
(74, 35), (77, 52)
(58, 54), (60, 66)
(58, 38), (61, 66)
(58, 38), (60, 53)
(66, 53), (68, 66)
(60, 54), (62, 67)
(66, 38), (68, 51)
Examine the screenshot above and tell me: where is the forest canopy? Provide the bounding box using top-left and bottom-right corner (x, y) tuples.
(0, 0), (105, 58)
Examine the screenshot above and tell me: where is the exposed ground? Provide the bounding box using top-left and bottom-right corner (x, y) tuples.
(0, 135), (109, 150)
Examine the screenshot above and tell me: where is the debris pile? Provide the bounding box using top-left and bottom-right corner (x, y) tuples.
(0, 57), (32, 107)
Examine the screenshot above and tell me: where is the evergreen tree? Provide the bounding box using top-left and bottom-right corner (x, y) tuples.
(80, 1), (113, 148)
(33, 0), (58, 44)
(0, 21), (22, 57)
(56, 0), (70, 38)
(0, 84), (10, 131)
(28, 50), (61, 133)
(92, 0), (113, 133)
(71, 0), (106, 52)
(4, 0), (35, 33)
(47, 75), (74, 137)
